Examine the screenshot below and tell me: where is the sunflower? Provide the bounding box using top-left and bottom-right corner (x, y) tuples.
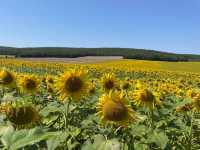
(18, 74), (40, 94)
(187, 89), (198, 98)
(134, 80), (146, 90)
(55, 69), (89, 101)
(175, 103), (193, 113)
(88, 84), (96, 94)
(45, 75), (54, 84)
(192, 94), (200, 112)
(175, 88), (185, 98)
(101, 73), (118, 92)
(131, 88), (160, 110)
(0, 69), (16, 87)
(47, 84), (54, 93)
(96, 91), (135, 126)
(122, 81), (131, 90)
(0, 102), (40, 128)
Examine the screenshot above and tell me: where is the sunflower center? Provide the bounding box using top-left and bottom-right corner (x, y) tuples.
(25, 79), (36, 90)
(1, 72), (13, 84)
(103, 100), (128, 121)
(7, 106), (38, 125)
(105, 80), (114, 90)
(65, 76), (83, 92)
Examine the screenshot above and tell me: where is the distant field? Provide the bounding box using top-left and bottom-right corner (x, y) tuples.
(1, 57), (200, 73)
(21, 56), (123, 63)
(160, 61), (200, 73)
(11, 56), (200, 73)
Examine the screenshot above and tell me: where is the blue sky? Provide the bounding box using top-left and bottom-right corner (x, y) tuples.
(0, 0), (200, 54)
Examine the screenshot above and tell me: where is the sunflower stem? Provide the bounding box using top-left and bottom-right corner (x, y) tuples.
(64, 98), (72, 129)
(150, 108), (154, 128)
(187, 111), (194, 150)
(114, 126), (122, 135)
(2, 87), (5, 97)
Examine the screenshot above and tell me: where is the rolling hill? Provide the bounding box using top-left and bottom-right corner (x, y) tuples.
(0, 46), (200, 61)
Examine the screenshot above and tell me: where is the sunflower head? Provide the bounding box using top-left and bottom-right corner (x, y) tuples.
(131, 88), (160, 110)
(46, 75), (54, 84)
(96, 91), (135, 126)
(42, 77), (46, 83)
(0, 102), (40, 128)
(175, 103), (193, 113)
(0, 69), (16, 87)
(121, 81), (130, 90)
(88, 84), (96, 94)
(187, 89), (198, 98)
(134, 80), (146, 90)
(101, 73), (118, 92)
(18, 74), (40, 94)
(55, 69), (89, 101)
(47, 84), (54, 93)
(192, 94), (200, 112)
(175, 88), (185, 98)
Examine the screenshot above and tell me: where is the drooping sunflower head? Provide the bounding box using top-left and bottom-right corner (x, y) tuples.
(45, 75), (54, 84)
(88, 83), (96, 95)
(175, 103), (193, 113)
(175, 88), (185, 98)
(101, 73), (118, 92)
(0, 102), (40, 128)
(121, 80), (131, 90)
(45, 83), (54, 94)
(131, 88), (160, 110)
(0, 69), (16, 87)
(18, 74), (40, 94)
(55, 69), (89, 101)
(192, 94), (200, 112)
(187, 89), (198, 98)
(96, 91), (135, 126)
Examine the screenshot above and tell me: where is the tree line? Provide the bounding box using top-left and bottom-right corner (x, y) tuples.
(0, 47), (200, 61)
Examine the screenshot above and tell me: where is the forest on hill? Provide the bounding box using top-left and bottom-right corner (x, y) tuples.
(0, 46), (200, 61)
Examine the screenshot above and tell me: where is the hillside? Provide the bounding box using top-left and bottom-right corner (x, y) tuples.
(0, 46), (200, 61)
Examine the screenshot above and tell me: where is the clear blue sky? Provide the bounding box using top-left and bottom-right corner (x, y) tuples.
(0, 0), (200, 54)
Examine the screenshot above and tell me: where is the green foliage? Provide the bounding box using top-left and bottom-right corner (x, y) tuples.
(0, 63), (200, 149)
(0, 126), (60, 150)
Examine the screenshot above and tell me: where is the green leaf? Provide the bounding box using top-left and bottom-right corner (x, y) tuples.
(0, 125), (15, 147)
(147, 131), (169, 149)
(47, 132), (69, 150)
(131, 124), (147, 137)
(0, 125), (14, 137)
(134, 142), (148, 150)
(82, 135), (122, 150)
(1, 127), (60, 150)
(40, 102), (62, 116)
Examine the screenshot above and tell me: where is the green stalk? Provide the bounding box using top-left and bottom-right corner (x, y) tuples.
(63, 98), (72, 129)
(151, 109), (154, 128)
(149, 107), (154, 128)
(187, 111), (194, 150)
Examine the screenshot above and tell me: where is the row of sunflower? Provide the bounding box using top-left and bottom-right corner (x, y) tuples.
(0, 66), (200, 149)
(0, 68), (159, 126)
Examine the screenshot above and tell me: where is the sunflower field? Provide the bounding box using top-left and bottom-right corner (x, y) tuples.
(0, 58), (200, 150)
